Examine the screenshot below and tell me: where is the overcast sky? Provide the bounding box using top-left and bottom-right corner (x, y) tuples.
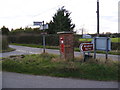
(0, 0), (119, 34)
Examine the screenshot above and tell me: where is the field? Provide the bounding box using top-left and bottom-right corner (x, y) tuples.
(79, 38), (120, 43)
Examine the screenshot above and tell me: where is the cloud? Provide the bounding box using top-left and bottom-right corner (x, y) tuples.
(101, 16), (118, 22)
(0, 0), (118, 33)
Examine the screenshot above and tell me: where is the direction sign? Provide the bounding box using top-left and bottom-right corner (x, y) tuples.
(40, 24), (48, 30)
(80, 43), (93, 52)
(33, 22), (42, 26)
(92, 37), (111, 51)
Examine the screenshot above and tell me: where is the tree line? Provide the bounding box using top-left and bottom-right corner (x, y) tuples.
(1, 7), (75, 35)
(0, 25), (119, 38)
(0, 6), (119, 37)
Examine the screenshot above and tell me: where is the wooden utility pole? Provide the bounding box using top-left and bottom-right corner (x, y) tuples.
(97, 0), (99, 36)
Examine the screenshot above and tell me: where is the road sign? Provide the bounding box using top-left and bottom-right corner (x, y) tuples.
(40, 24), (48, 30)
(33, 22), (42, 26)
(93, 37), (111, 59)
(80, 43), (93, 52)
(92, 37), (111, 51)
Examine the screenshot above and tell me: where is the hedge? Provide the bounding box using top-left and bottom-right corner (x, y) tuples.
(9, 34), (119, 50)
(9, 34), (59, 46)
(74, 35), (120, 50)
(0, 35), (9, 50)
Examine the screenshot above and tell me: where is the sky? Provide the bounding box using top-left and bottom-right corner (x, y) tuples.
(0, 0), (119, 34)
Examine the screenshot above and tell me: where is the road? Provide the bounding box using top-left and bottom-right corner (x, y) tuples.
(1, 45), (120, 88)
(1, 45), (120, 61)
(2, 72), (119, 88)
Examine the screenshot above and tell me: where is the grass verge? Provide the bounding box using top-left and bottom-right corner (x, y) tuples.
(11, 43), (120, 55)
(75, 48), (120, 55)
(11, 43), (59, 50)
(0, 47), (15, 53)
(2, 53), (119, 81)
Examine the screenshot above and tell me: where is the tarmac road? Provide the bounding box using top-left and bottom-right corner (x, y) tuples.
(1, 45), (119, 61)
(2, 72), (119, 88)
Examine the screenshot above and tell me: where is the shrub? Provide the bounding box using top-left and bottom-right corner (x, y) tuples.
(1, 35), (9, 50)
(9, 34), (119, 50)
(111, 42), (120, 50)
(9, 34), (59, 46)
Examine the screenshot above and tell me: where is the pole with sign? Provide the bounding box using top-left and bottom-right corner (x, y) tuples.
(80, 43), (93, 62)
(33, 22), (42, 26)
(33, 21), (48, 53)
(42, 21), (46, 53)
(93, 37), (111, 60)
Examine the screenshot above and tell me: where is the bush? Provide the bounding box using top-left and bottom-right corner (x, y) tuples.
(9, 34), (119, 50)
(1, 35), (9, 50)
(111, 42), (120, 50)
(9, 34), (59, 46)
(45, 34), (59, 46)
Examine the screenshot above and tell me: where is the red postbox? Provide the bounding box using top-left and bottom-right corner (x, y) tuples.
(57, 31), (74, 60)
(60, 37), (64, 53)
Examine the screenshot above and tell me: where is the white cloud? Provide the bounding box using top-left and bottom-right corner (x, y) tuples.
(0, 0), (118, 34)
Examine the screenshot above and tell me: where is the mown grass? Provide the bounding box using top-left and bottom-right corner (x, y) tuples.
(2, 53), (119, 81)
(111, 38), (120, 42)
(79, 38), (120, 43)
(11, 43), (59, 50)
(0, 47), (15, 53)
(79, 38), (92, 42)
(75, 48), (120, 55)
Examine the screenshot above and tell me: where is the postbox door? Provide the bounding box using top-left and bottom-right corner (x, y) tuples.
(60, 37), (64, 53)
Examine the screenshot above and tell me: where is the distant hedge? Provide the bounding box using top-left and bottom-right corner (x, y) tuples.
(111, 42), (120, 50)
(9, 34), (119, 50)
(1, 35), (9, 50)
(9, 34), (59, 46)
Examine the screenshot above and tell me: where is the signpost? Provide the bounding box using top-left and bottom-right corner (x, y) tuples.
(40, 24), (48, 30)
(80, 43), (93, 52)
(42, 21), (45, 53)
(33, 21), (48, 53)
(80, 43), (93, 62)
(33, 22), (42, 26)
(93, 37), (111, 60)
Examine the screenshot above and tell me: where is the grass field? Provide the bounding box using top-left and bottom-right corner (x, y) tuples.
(2, 53), (119, 81)
(79, 38), (120, 43)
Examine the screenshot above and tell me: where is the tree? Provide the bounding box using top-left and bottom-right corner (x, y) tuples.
(1, 26), (10, 35)
(48, 6), (75, 34)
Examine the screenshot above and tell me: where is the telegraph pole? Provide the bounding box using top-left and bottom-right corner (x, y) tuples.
(97, 0), (99, 36)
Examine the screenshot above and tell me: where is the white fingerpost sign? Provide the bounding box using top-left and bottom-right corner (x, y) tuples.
(40, 24), (48, 30)
(33, 22), (42, 26)
(33, 21), (48, 53)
